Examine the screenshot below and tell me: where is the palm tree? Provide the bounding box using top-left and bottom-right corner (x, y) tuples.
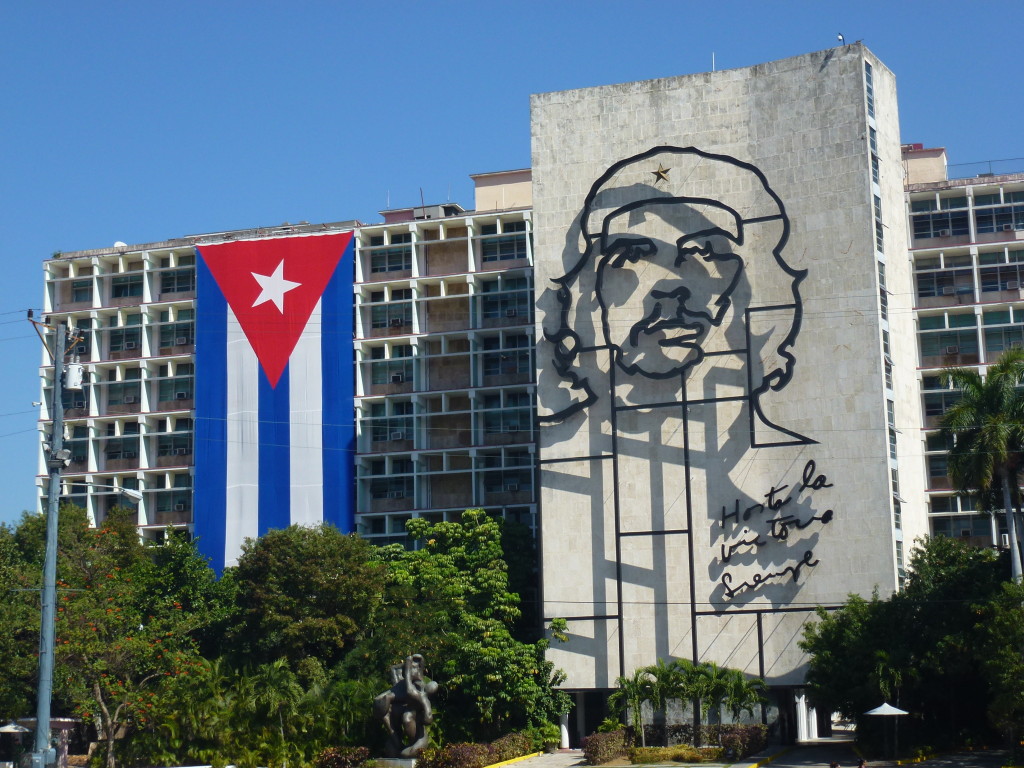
(720, 667), (767, 722)
(642, 658), (691, 745)
(608, 668), (655, 747)
(940, 350), (1024, 582)
(691, 661), (731, 726)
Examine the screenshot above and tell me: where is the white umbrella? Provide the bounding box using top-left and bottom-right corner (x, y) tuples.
(0, 722), (29, 733)
(865, 702), (908, 758)
(865, 702), (908, 716)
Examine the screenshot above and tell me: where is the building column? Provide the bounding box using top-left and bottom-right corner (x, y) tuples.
(795, 691), (809, 742)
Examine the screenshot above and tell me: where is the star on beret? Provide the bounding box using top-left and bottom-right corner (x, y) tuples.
(651, 164), (671, 183)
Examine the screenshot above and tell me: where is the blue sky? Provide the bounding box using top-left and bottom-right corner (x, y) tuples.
(0, 1), (1020, 524)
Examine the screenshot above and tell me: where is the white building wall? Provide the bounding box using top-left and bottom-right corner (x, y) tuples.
(532, 44), (915, 690)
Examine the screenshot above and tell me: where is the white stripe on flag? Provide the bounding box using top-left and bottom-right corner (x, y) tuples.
(224, 307), (261, 568)
(289, 299), (325, 527)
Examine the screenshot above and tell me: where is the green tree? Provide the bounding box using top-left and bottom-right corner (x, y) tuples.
(941, 349), (1024, 581)
(224, 524), (384, 669)
(47, 506), (214, 768)
(608, 668), (654, 747)
(0, 520), (39, 720)
(975, 581), (1024, 740)
(801, 536), (1007, 752)
(345, 509), (570, 742)
(719, 666), (767, 722)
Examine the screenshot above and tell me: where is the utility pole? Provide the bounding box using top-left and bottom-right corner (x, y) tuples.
(33, 320), (70, 768)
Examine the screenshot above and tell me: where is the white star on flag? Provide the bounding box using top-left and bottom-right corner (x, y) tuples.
(251, 261), (302, 313)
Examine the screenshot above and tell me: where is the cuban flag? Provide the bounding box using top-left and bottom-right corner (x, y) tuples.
(193, 232), (355, 571)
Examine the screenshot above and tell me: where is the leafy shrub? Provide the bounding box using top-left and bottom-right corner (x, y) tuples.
(490, 731), (533, 762)
(628, 745), (724, 764)
(418, 742), (492, 768)
(582, 729), (627, 765)
(708, 724), (767, 759)
(315, 746), (373, 768)
(597, 718), (625, 734)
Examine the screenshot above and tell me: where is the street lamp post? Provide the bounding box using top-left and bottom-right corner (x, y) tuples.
(32, 321), (70, 768)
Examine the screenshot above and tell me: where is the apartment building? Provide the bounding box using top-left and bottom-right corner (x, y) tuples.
(41, 239), (205, 538)
(352, 170), (538, 544)
(38, 173), (538, 567)
(905, 145), (1024, 547)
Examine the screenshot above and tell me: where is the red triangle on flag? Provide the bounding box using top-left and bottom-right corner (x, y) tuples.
(198, 232), (353, 387)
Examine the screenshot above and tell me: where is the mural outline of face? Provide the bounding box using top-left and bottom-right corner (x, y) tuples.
(595, 199), (745, 379)
(539, 146), (807, 425)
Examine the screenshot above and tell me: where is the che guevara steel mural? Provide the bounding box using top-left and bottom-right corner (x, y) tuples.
(538, 146), (837, 636)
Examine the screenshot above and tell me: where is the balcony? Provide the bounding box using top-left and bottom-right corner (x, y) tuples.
(920, 350), (980, 369)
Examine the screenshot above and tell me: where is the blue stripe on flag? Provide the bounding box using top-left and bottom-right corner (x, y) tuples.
(258, 363), (292, 533)
(322, 238), (355, 532)
(194, 253), (229, 572)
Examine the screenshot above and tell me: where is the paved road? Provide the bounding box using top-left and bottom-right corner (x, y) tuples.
(526, 743), (1013, 768)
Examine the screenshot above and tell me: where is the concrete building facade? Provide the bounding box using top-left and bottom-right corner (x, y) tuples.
(905, 145), (1024, 546)
(531, 45), (927, 720)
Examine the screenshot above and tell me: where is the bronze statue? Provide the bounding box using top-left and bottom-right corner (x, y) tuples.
(373, 654), (438, 758)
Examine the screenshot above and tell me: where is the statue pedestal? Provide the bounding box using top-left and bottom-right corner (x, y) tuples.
(377, 759), (417, 768)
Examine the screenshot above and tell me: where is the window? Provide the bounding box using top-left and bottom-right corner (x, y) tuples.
(369, 401), (413, 442)
(370, 233), (413, 274)
(158, 309), (195, 348)
(926, 433), (953, 452)
(105, 423), (140, 461)
(369, 345), (414, 385)
(912, 209), (970, 239)
(871, 154), (879, 185)
(71, 319), (92, 356)
(920, 329), (978, 359)
(157, 432), (193, 457)
(106, 368), (142, 407)
(879, 285), (888, 320)
(481, 450), (533, 494)
(369, 289), (413, 329)
(155, 478), (192, 514)
(869, 127), (877, 154)
(888, 428), (898, 460)
(67, 426), (88, 464)
(916, 269), (972, 300)
(984, 326), (1024, 355)
(109, 315), (143, 353)
(482, 391), (532, 433)
(927, 454), (949, 479)
(884, 360), (893, 390)
(158, 363), (194, 402)
(369, 476), (413, 499)
(975, 201), (1024, 234)
(482, 334), (532, 376)
(480, 277), (531, 320)
(71, 279), (93, 303)
(923, 391), (962, 419)
(111, 273), (143, 298)
(480, 221), (528, 262)
(161, 266), (196, 294)
(873, 195), (884, 253)
(62, 384), (89, 410)
(864, 61), (875, 118)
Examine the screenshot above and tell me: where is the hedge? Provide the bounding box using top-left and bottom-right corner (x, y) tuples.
(417, 743), (493, 768)
(314, 746), (373, 768)
(628, 745), (724, 764)
(582, 729), (628, 765)
(490, 732), (533, 763)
